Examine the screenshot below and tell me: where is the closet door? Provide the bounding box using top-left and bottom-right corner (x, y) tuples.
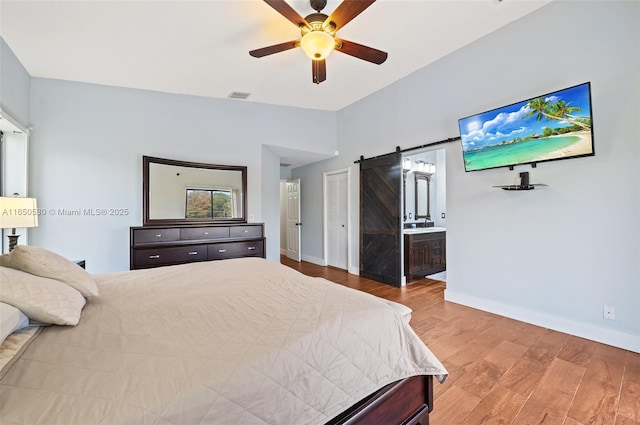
(359, 152), (402, 287)
(326, 171), (348, 270)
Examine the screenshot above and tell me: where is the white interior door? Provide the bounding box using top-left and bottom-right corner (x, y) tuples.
(325, 170), (348, 270)
(286, 179), (301, 262)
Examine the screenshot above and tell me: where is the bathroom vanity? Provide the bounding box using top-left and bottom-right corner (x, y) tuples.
(404, 227), (446, 283)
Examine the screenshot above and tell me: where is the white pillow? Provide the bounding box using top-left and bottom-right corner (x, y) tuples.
(0, 302), (29, 344)
(0, 267), (85, 326)
(0, 245), (98, 298)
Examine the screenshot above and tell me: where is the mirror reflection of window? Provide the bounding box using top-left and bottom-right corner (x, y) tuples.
(186, 189), (234, 218)
(146, 157), (245, 223)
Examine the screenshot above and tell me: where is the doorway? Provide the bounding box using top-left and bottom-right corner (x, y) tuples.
(323, 168), (351, 271)
(401, 148), (447, 283)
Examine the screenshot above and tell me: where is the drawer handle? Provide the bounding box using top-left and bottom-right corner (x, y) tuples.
(247, 246), (256, 250)
(203, 232), (209, 235)
(218, 249), (227, 253)
(155, 234), (162, 238)
(244, 230), (249, 233)
(149, 255), (160, 259)
(187, 251), (198, 255)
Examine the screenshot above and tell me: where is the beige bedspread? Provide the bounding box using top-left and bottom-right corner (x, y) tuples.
(0, 258), (447, 425)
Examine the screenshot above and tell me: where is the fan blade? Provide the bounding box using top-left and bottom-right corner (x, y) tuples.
(323, 0), (376, 31)
(312, 59), (326, 84)
(249, 40), (299, 58)
(335, 38), (387, 64)
(264, 0), (310, 29)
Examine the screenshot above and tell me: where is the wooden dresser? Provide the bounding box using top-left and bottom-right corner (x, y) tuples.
(130, 223), (265, 270)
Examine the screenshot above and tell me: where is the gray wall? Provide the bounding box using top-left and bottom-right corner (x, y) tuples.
(25, 78), (336, 272)
(0, 38), (30, 125)
(292, 1), (639, 351)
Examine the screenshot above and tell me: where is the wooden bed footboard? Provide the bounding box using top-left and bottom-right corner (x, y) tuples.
(326, 375), (434, 425)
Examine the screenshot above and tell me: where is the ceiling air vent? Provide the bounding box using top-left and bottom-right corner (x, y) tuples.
(228, 91), (251, 100)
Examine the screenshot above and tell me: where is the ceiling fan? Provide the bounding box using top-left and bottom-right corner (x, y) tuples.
(249, 0), (388, 84)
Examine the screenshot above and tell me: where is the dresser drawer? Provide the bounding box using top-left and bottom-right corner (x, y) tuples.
(133, 228), (180, 244)
(229, 225), (263, 239)
(208, 240), (264, 260)
(180, 226), (229, 240)
(130, 224), (265, 270)
(134, 245), (208, 268)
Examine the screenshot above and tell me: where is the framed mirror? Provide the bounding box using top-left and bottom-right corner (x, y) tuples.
(143, 156), (247, 226)
(414, 171), (431, 220)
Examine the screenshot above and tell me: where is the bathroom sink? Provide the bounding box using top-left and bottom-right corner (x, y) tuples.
(403, 227), (446, 234)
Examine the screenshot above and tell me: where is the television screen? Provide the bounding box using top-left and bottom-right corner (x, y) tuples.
(458, 82), (594, 172)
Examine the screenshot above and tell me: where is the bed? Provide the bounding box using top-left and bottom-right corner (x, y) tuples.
(0, 247), (447, 425)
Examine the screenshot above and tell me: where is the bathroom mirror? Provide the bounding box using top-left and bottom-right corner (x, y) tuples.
(414, 172), (431, 220)
(143, 156), (247, 226)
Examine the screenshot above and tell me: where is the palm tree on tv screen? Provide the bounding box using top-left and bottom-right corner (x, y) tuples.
(523, 97), (591, 130)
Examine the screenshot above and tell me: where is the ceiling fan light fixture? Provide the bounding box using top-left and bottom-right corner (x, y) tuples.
(300, 30), (335, 60)
(251, 0), (386, 84)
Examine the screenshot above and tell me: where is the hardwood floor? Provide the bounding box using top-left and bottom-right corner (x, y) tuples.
(280, 257), (640, 425)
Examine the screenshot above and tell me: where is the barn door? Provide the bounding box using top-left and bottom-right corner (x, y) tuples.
(359, 152), (402, 287)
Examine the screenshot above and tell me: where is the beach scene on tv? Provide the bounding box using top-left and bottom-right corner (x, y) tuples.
(459, 83), (593, 172)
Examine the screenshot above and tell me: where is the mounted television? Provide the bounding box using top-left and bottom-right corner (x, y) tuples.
(458, 82), (594, 172)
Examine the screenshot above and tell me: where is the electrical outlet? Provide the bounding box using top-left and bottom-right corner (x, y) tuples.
(603, 305), (616, 320)
(441, 213), (446, 219)
(249, 214), (254, 222)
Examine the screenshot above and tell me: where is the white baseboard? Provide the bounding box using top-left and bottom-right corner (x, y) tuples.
(280, 248), (287, 256)
(445, 290), (640, 353)
(298, 255), (360, 276)
(301, 254), (324, 266)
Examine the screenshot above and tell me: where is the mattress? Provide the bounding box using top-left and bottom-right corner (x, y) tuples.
(0, 257), (447, 424)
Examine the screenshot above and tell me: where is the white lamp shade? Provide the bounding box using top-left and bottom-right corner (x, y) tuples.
(300, 31), (335, 60)
(0, 197), (38, 229)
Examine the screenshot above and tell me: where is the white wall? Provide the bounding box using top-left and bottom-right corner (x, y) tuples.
(293, 1), (639, 352)
(27, 78), (337, 272)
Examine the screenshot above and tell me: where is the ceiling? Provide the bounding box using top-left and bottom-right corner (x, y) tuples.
(1, 0), (551, 112)
(1, 0), (550, 168)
